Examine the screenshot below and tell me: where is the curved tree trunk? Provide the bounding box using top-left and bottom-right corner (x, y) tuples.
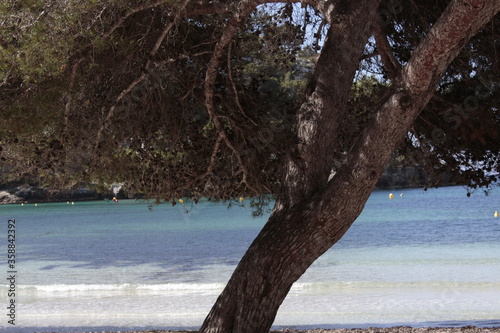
(201, 1), (381, 331)
(199, 1), (500, 332)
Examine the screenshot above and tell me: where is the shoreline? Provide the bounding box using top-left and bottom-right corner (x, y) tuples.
(42, 328), (500, 333)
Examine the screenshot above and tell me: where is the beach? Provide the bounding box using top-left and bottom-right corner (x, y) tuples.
(2, 187), (499, 332)
(47, 328), (500, 333)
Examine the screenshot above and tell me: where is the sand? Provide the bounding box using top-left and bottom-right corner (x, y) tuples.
(55, 327), (500, 333)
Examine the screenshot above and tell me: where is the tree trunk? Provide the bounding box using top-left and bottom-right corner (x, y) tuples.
(200, 185), (372, 333)
(199, 1), (500, 332)
(201, 2), (381, 331)
(278, 0), (381, 210)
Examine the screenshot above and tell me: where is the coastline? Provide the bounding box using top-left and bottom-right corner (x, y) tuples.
(1, 164), (455, 204)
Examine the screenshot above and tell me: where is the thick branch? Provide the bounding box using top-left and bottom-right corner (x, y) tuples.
(201, 0), (312, 194)
(372, 16), (402, 81)
(403, 0), (500, 95)
(278, 0), (381, 209)
(332, 0), (500, 199)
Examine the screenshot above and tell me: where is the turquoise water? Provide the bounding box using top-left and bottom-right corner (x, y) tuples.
(0, 186), (499, 332)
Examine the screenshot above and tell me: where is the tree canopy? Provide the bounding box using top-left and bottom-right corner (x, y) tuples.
(1, 1), (308, 200)
(2, 0), (497, 200)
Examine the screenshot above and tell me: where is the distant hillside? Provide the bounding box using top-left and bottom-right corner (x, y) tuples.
(1, 166), (455, 204)
(376, 165), (454, 189)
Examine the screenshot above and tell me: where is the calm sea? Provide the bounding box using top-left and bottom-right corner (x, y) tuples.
(1, 186), (499, 332)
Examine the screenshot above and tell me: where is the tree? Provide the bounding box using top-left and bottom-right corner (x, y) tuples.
(1, 1), (499, 332)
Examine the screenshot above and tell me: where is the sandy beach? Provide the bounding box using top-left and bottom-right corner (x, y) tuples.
(52, 327), (500, 333)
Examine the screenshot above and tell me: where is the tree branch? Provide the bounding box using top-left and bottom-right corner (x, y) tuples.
(203, 0), (265, 195)
(177, 133), (224, 194)
(64, 57), (85, 130)
(91, 0), (317, 153)
(0, 68), (12, 88)
(94, 72), (147, 147)
(198, 0), (327, 197)
(403, 0), (500, 95)
(94, 0), (190, 150)
(333, 0), (500, 198)
(226, 43), (258, 126)
(277, 0), (381, 210)
(101, 0), (173, 40)
(372, 16), (402, 81)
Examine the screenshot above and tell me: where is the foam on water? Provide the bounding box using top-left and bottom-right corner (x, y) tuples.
(0, 282), (226, 293)
(1, 279), (499, 330)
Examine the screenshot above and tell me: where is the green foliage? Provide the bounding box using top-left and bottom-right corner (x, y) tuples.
(1, 0), (498, 199)
(340, 75), (388, 150)
(1, 2), (311, 200)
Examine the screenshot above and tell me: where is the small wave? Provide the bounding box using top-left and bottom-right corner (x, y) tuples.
(290, 280), (500, 291)
(136, 282), (225, 291)
(0, 282), (226, 293)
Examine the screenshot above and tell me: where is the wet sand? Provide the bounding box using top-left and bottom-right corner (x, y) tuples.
(56, 327), (500, 333)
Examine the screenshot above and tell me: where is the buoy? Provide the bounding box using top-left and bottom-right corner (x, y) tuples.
(72, 202), (75, 205)
(239, 197), (244, 202)
(21, 203), (24, 206)
(113, 197), (119, 203)
(389, 193), (394, 199)
(179, 199), (184, 203)
(35, 203), (38, 207)
(67, 201), (70, 204)
(495, 211), (498, 218)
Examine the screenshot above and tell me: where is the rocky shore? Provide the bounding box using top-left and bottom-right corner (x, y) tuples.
(1, 165), (456, 204)
(0, 184), (127, 204)
(0, 174), (414, 206)
(0, 185), (100, 204)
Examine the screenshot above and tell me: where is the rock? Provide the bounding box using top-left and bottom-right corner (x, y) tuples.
(376, 165), (455, 189)
(0, 191), (22, 204)
(110, 183), (126, 199)
(0, 184), (101, 204)
(377, 166), (427, 189)
(13, 185), (46, 201)
(45, 187), (99, 201)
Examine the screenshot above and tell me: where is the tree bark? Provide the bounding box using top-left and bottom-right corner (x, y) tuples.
(278, 0), (381, 210)
(199, 1), (500, 332)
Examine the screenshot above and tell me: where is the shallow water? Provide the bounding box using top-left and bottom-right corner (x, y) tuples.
(1, 186), (499, 332)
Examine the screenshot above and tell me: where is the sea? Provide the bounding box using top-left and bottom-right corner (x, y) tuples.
(1, 185), (499, 332)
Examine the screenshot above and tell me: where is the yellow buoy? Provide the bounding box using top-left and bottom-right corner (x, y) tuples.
(35, 203), (38, 207)
(389, 193), (394, 199)
(179, 199), (184, 203)
(239, 197), (244, 202)
(495, 211), (498, 218)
